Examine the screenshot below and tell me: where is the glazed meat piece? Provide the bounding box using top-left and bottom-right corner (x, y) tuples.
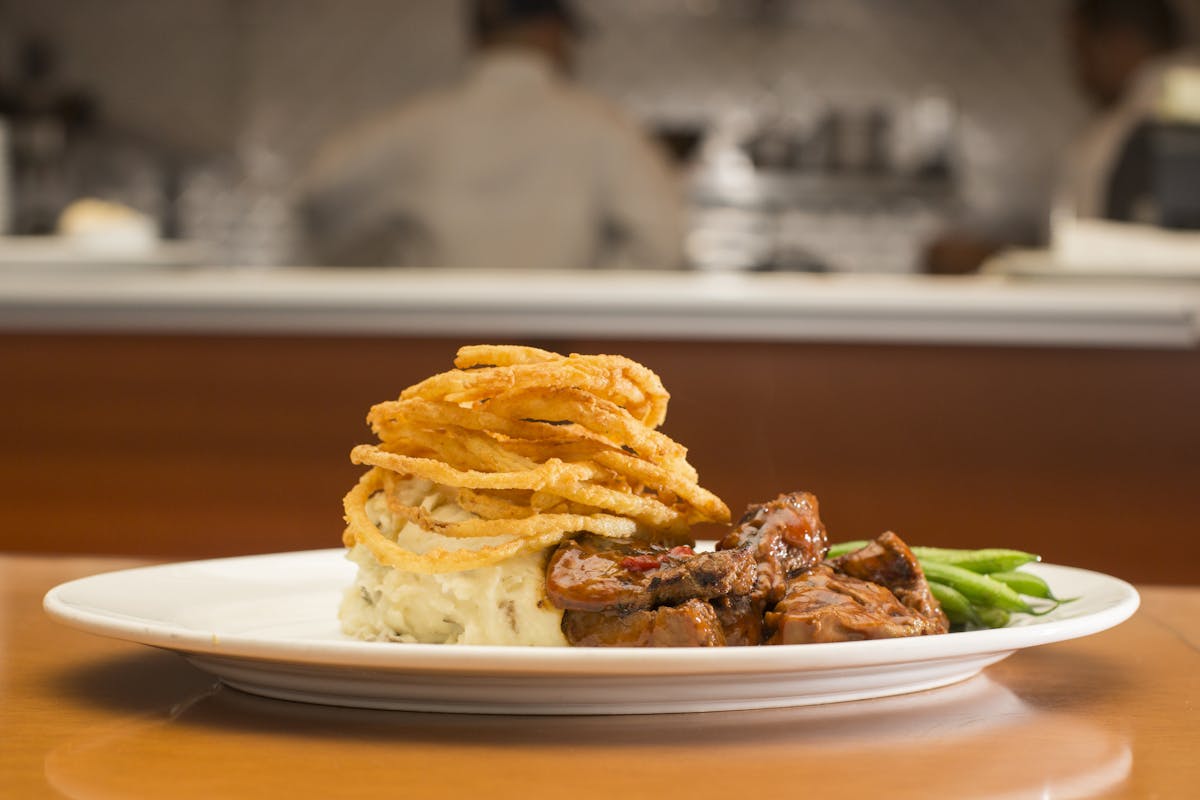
(545, 498), (947, 648)
(546, 534), (755, 613)
(765, 565), (944, 644)
(651, 548), (756, 607)
(710, 595), (766, 646)
(832, 531), (949, 633)
(717, 491), (829, 606)
(562, 599), (726, 647)
(708, 491), (829, 643)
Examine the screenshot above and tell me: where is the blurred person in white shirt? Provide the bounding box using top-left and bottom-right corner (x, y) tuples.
(303, 0), (682, 270)
(925, 0), (1190, 274)
(1058, 0), (1197, 222)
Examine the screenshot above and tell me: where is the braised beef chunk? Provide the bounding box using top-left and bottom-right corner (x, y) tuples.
(546, 534), (755, 613)
(832, 531), (949, 633)
(710, 595), (766, 646)
(545, 495), (950, 648)
(767, 531), (949, 644)
(545, 534), (693, 612)
(717, 491), (829, 607)
(652, 548), (756, 607)
(766, 565), (944, 644)
(562, 599), (726, 647)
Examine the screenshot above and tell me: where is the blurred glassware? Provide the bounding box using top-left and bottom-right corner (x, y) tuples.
(229, 139), (299, 267)
(683, 96), (957, 272)
(175, 144), (298, 269)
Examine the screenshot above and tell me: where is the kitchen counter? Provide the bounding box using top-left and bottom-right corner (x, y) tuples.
(3, 266), (1199, 348)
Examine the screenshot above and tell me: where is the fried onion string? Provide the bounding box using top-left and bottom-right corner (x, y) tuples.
(341, 346), (730, 574)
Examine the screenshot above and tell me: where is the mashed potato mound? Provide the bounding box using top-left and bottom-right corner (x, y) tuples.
(339, 477), (568, 646)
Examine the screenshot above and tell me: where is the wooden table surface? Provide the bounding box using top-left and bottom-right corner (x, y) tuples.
(3, 554), (1197, 800)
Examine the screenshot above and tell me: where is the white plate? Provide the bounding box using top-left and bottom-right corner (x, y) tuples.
(43, 549), (1139, 715)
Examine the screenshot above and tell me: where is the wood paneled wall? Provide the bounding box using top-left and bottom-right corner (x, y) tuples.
(3, 334), (1197, 583)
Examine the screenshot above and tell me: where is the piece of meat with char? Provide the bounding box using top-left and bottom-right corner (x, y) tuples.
(561, 599), (726, 647)
(546, 533), (755, 613)
(711, 491), (829, 644)
(766, 531), (950, 644)
(831, 531), (949, 632)
(765, 565), (942, 644)
(716, 491), (829, 604)
(545, 495), (947, 648)
(708, 595), (765, 646)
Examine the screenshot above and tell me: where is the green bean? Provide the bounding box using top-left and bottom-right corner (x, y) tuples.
(988, 570), (1055, 600)
(911, 547), (1039, 574)
(975, 606), (1011, 629)
(928, 580), (979, 626)
(827, 542), (1040, 574)
(825, 540), (869, 558)
(920, 561), (1034, 613)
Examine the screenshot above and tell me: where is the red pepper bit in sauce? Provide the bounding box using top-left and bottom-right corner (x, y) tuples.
(619, 554), (663, 572)
(619, 545), (695, 572)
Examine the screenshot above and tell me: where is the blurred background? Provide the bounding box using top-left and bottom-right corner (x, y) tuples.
(2, 0), (1198, 271)
(2, 0), (1199, 582)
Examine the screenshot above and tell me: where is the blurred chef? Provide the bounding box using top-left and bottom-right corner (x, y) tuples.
(303, 0), (683, 270)
(926, 0), (1190, 274)
(1060, 0), (1193, 220)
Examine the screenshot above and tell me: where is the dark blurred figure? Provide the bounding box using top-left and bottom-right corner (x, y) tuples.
(303, 0), (682, 270)
(1069, 0), (1183, 110)
(1063, 0), (1198, 227)
(925, 0), (1191, 274)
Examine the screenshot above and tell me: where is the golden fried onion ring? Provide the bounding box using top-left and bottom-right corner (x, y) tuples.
(402, 351), (669, 428)
(341, 346), (729, 574)
(342, 468), (637, 574)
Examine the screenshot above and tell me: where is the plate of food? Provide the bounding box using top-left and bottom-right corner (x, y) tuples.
(44, 345), (1139, 715)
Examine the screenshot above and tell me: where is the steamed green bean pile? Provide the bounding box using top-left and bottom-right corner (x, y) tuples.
(826, 541), (1067, 630)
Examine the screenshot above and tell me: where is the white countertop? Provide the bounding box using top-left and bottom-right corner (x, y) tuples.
(2, 266), (1198, 349)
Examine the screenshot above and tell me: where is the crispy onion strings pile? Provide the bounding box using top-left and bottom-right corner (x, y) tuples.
(342, 345), (730, 574)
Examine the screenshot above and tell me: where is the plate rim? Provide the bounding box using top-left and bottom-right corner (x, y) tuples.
(43, 548), (1140, 676)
